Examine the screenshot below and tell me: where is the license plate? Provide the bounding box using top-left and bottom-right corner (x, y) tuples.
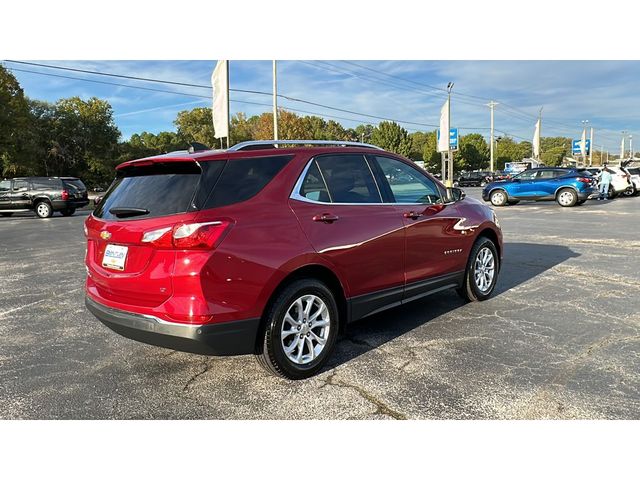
(102, 244), (128, 271)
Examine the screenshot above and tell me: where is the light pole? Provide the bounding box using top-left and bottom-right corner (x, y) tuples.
(273, 60), (278, 141)
(581, 120), (589, 166)
(630, 134), (633, 160)
(621, 131), (627, 161)
(487, 101), (498, 172)
(446, 82), (454, 191)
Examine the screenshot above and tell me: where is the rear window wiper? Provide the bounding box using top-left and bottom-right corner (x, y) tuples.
(109, 207), (150, 218)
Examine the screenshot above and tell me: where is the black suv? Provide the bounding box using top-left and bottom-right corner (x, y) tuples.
(456, 171), (493, 187)
(0, 177), (89, 218)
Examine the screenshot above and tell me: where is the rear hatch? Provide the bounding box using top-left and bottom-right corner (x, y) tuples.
(85, 159), (224, 307)
(62, 178), (88, 200)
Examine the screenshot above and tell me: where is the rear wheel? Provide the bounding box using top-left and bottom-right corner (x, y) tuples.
(457, 236), (499, 302)
(622, 185), (636, 197)
(35, 202), (53, 218)
(490, 190), (507, 207)
(61, 208), (76, 216)
(0, 212), (13, 217)
(556, 188), (577, 207)
(256, 279), (339, 380)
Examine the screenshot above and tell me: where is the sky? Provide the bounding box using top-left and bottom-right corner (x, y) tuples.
(4, 60), (640, 153)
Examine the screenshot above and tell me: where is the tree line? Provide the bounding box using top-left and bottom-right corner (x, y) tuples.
(1, 65), (576, 187)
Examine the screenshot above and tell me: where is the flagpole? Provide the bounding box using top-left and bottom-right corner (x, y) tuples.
(273, 60), (278, 141)
(446, 82), (454, 191)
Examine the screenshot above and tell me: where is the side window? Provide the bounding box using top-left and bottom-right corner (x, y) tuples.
(516, 170), (537, 180)
(31, 178), (61, 190)
(374, 156), (442, 204)
(299, 160), (331, 202)
(536, 170), (556, 179)
(0, 180), (10, 192)
(314, 155), (382, 204)
(205, 154), (292, 209)
(12, 180), (28, 191)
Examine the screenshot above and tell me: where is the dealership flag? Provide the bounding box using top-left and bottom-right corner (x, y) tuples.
(438, 98), (450, 152)
(620, 136), (625, 160)
(580, 128), (587, 157)
(533, 118), (541, 158)
(211, 60), (229, 139)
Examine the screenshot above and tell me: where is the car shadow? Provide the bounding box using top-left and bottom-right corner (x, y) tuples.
(324, 242), (580, 372)
(0, 210), (92, 221)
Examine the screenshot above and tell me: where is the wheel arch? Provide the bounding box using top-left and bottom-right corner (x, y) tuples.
(554, 185), (579, 198)
(475, 227), (502, 267)
(255, 264), (349, 352)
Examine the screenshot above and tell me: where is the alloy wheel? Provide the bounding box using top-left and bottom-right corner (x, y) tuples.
(474, 247), (495, 293)
(280, 294), (331, 365)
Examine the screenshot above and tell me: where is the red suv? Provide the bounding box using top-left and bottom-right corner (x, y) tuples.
(85, 140), (503, 379)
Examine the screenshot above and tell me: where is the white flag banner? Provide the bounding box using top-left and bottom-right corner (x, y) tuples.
(620, 137), (625, 160)
(438, 98), (450, 152)
(533, 119), (541, 158)
(211, 60), (229, 139)
(580, 128), (587, 157)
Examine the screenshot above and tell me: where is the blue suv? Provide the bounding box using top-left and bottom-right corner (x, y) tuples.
(481, 167), (597, 207)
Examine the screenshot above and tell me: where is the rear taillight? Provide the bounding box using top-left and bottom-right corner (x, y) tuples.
(61, 189), (69, 200)
(577, 177), (591, 183)
(141, 221), (231, 250)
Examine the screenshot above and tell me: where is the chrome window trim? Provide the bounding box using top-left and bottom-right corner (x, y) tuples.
(290, 155), (445, 207)
(229, 140), (384, 151)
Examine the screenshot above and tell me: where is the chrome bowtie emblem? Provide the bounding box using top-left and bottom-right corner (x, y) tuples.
(100, 231), (111, 240)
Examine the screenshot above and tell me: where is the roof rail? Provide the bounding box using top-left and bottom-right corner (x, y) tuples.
(227, 140), (384, 152)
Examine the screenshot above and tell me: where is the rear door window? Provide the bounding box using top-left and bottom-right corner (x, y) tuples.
(31, 178), (62, 190)
(94, 162), (206, 220)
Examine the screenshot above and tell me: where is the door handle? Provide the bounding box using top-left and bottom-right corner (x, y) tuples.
(312, 213), (339, 223)
(403, 211), (423, 220)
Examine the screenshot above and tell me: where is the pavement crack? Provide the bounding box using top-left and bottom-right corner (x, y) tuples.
(322, 370), (407, 420)
(182, 357), (214, 392)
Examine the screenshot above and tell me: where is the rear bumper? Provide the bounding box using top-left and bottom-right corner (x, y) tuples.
(85, 296), (260, 356)
(52, 199), (89, 210)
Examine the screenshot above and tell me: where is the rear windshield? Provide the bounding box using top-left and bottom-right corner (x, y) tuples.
(62, 179), (86, 191)
(627, 168), (639, 175)
(94, 162), (205, 220)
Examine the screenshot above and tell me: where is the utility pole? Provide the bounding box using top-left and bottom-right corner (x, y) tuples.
(581, 120), (589, 166)
(273, 60), (278, 141)
(487, 101), (498, 172)
(589, 127), (594, 166)
(446, 82), (454, 191)
(621, 131), (627, 161)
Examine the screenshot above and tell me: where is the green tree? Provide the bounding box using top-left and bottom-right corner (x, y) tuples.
(175, 107), (215, 146)
(457, 133), (490, 171)
(421, 130), (440, 171)
(0, 65), (33, 176)
(371, 121), (413, 157)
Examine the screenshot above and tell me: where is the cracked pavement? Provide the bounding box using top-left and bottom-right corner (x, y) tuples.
(0, 189), (639, 419)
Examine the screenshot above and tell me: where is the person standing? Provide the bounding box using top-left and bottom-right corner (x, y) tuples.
(598, 164), (613, 200)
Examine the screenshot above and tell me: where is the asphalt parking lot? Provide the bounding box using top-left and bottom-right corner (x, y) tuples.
(1, 189), (639, 419)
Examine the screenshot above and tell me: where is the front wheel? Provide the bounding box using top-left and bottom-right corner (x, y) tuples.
(457, 236), (499, 302)
(256, 279), (339, 380)
(490, 190), (507, 207)
(556, 188), (577, 207)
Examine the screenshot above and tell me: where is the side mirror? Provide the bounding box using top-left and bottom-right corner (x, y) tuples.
(94, 196), (103, 206)
(451, 187), (466, 202)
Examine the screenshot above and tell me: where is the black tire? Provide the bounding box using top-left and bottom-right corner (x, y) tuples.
(457, 236), (500, 302)
(622, 185), (636, 197)
(61, 208), (76, 216)
(0, 212), (13, 217)
(556, 188), (577, 207)
(256, 279), (339, 380)
(489, 189), (508, 207)
(35, 201), (53, 218)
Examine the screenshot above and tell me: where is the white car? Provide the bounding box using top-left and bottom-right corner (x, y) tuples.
(623, 167), (640, 196)
(587, 166), (631, 198)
